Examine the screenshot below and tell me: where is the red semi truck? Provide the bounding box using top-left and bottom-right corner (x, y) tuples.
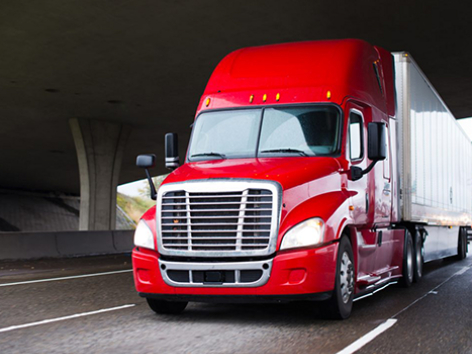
(132, 39), (472, 319)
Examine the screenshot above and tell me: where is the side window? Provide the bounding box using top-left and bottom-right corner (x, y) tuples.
(349, 112), (363, 161)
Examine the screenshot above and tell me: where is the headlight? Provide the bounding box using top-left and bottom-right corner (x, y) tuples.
(134, 220), (155, 250)
(280, 218), (325, 250)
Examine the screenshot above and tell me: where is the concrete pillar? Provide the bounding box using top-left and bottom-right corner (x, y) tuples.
(69, 118), (131, 230)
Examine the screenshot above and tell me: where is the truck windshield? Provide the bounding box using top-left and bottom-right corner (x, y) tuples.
(188, 106), (341, 161)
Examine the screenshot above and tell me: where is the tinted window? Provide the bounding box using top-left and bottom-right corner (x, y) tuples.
(188, 109), (261, 160)
(188, 106), (341, 161)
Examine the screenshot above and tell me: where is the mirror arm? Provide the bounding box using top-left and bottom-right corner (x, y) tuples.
(145, 168), (157, 200)
(362, 160), (379, 176)
(350, 160), (380, 181)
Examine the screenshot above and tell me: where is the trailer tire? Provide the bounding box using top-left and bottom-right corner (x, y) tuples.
(323, 236), (354, 319)
(457, 228), (467, 260)
(146, 298), (188, 314)
(400, 230), (414, 288)
(413, 229), (424, 283)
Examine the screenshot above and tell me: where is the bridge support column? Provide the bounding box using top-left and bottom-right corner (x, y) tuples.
(69, 118), (131, 230)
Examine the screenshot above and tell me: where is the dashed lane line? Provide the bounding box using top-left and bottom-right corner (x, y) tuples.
(337, 264), (472, 354)
(0, 269), (133, 287)
(336, 319), (397, 354)
(0, 304), (136, 333)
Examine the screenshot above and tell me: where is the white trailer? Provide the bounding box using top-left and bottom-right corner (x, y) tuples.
(394, 52), (472, 261)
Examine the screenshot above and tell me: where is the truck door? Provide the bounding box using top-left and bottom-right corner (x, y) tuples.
(374, 122), (396, 275)
(346, 104), (377, 278)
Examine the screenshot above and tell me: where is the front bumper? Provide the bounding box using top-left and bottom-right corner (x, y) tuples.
(132, 243), (338, 298)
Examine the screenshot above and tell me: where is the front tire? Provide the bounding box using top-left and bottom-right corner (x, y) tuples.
(146, 298), (188, 314)
(400, 229), (414, 287)
(324, 236), (354, 319)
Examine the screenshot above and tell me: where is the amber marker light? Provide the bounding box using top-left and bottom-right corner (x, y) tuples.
(262, 94), (267, 102)
(249, 95), (254, 103)
(327, 91), (331, 100)
(205, 98), (211, 107)
(276, 93), (280, 101)
(349, 205), (355, 211)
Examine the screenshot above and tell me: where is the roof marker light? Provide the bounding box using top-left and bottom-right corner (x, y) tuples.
(276, 93), (280, 101)
(249, 95), (254, 103)
(263, 94), (267, 102)
(205, 98), (211, 107)
(327, 91), (331, 100)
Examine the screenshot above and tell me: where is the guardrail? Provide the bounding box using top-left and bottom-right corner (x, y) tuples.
(0, 230), (134, 260)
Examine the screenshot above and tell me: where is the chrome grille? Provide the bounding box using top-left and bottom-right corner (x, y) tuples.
(157, 180), (281, 257)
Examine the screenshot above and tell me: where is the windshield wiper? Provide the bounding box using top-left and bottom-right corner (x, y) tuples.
(260, 148), (308, 156)
(190, 152), (226, 159)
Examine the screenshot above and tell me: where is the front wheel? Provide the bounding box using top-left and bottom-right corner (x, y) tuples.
(324, 236), (355, 319)
(146, 298), (188, 314)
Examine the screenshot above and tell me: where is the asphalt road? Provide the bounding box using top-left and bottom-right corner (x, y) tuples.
(0, 253), (471, 354)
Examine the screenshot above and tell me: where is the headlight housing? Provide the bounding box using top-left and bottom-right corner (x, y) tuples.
(280, 217), (325, 250)
(134, 220), (155, 250)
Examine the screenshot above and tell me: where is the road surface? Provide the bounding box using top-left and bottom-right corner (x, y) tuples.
(0, 253), (470, 353)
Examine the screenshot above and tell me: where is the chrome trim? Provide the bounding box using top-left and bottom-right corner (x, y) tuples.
(159, 259), (273, 288)
(354, 281), (398, 302)
(156, 179), (282, 257)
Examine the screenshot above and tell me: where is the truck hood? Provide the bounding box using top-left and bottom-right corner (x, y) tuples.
(164, 157), (341, 190)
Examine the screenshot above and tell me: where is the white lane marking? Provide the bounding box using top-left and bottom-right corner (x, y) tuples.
(392, 264), (471, 319)
(0, 269), (133, 287)
(336, 319), (397, 354)
(0, 304), (136, 333)
(455, 266), (471, 276)
(339, 263), (472, 353)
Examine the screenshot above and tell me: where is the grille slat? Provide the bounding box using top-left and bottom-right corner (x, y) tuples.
(162, 229), (269, 234)
(162, 237), (270, 240)
(160, 186), (275, 253)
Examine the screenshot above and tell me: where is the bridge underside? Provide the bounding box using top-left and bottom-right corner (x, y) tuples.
(0, 1), (470, 229)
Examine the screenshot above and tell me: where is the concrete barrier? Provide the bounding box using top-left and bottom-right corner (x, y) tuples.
(0, 232), (58, 260)
(113, 230), (134, 252)
(0, 230), (135, 260)
(56, 231), (115, 256)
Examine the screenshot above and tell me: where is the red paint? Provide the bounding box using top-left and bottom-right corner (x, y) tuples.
(133, 39), (405, 301)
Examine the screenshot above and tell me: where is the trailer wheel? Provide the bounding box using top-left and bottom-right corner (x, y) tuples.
(324, 237), (354, 319)
(457, 228), (467, 260)
(400, 230), (414, 287)
(146, 298), (188, 314)
(413, 230), (424, 283)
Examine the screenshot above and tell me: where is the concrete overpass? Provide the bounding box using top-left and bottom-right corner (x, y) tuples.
(1, 1), (471, 231)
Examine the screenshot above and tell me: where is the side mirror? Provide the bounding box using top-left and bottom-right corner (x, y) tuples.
(349, 122), (387, 181)
(165, 133), (179, 170)
(136, 154), (156, 169)
(367, 122), (387, 161)
(136, 154), (157, 200)
(350, 166), (363, 181)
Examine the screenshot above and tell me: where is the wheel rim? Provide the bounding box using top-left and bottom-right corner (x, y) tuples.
(340, 251), (354, 303)
(407, 240), (414, 282)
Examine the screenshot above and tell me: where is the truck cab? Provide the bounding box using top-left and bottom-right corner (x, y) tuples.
(132, 39), (419, 318)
